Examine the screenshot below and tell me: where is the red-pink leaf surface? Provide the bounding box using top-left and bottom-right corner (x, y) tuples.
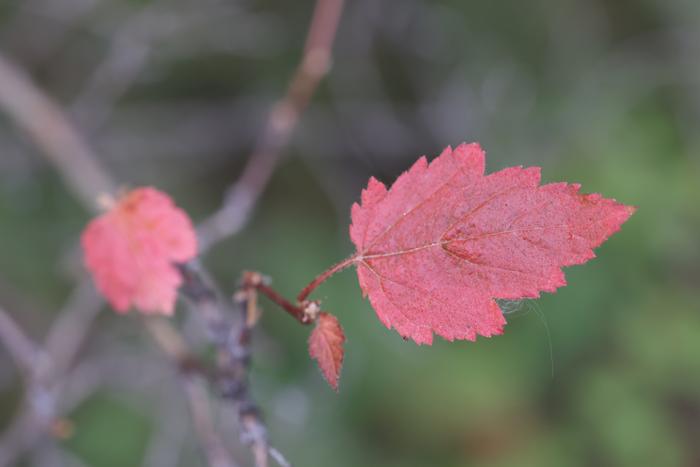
(308, 312), (345, 390)
(350, 143), (635, 345)
(82, 187), (197, 315)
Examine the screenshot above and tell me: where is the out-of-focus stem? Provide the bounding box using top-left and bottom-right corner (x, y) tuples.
(197, 0), (346, 253)
(0, 53), (117, 212)
(0, 306), (39, 376)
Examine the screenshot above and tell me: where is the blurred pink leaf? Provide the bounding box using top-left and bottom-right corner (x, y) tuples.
(82, 187), (197, 314)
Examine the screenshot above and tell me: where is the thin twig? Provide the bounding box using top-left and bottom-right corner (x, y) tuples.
(183, 377), (240, 467)
(142, 396), (190, 467)
(43, 278), (103, 381)
(0, 54), (117, 465)
(197, 0), (346, 253)
(0, 306), (39, 375)
(70, 4), (161, 132)
(145, 318), (193, 364)
(178, 263), (274, 467)
(255, 282), (308, 324)
(0, 405), (50, 467)
(145, 318), (240, 467)
(0, 49), (253, 467)
(0, 53), (118, 212)
(0, 281), (103, 467)
(227, 281), (269, 467)
(0, 2), (347, 464)
(178, 266), (294, 467)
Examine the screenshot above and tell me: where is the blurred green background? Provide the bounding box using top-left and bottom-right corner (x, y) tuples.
(1, 0), (699, 466)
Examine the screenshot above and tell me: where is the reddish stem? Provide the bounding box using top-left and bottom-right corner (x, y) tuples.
(254, 283), (308, 324)
(247, 254), (357, 325)
(297, 255), (358, 302)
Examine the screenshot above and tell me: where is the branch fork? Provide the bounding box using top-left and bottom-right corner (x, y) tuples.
(241, 251), (356, 329)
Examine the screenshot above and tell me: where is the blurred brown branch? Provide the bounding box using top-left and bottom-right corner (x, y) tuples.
(184, 377), (241, 467)
(0, 53), (118, 213)
(197, 0), (346, 253)
(0, 0), (345, 465)
(0, 306), (39, 376)
(0, 279), (102, 467)
(178, 264), (293, 467)
(0, 49), (242, 466)
(146, 317), (241, 467)
(146, 267), (293, 467)
(70, 3), (161, 133)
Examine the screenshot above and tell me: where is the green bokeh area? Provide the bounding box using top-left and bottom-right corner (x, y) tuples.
(1, 0), (700, 466)
(65, 395), (151, 467)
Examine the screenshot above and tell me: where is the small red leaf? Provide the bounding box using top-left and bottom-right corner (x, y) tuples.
(308, 312), (345, 391)
(350, 143), (635, 345)
(81, 187), (197, 315)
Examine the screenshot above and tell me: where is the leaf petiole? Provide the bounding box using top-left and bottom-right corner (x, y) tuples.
(245, 254), (356, 325)
(296, 254), (358, 302)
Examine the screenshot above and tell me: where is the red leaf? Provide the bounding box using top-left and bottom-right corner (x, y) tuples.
(308, 312), (345, 390)
(81, 187), (197, 315)
(350, 143), (635, 345)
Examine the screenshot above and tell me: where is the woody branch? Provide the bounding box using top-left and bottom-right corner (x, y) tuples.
(0, 0), (345, 465)
(0, 49), (243, 467)
(197, 0), (346, 253)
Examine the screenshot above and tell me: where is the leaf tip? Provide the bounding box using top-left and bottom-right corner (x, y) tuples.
(452, 142), (486, 174)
